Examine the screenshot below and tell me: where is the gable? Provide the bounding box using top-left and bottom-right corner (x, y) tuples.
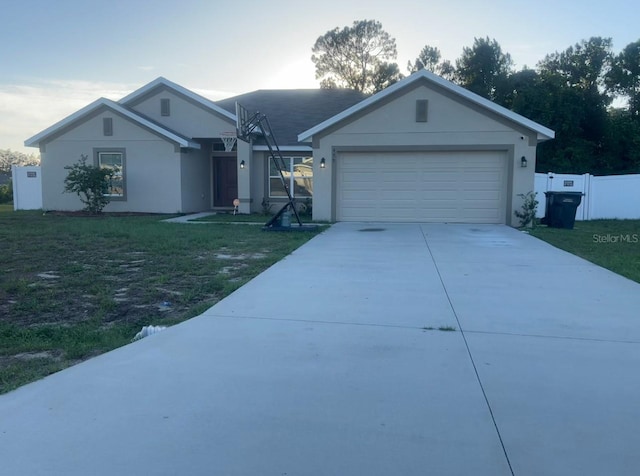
(123, 84), (236, 139)
(51, 107), (176, 144)
(24, 98), (199, 150)
(334, 82), (524, 137)
(298, 70), (555, 143)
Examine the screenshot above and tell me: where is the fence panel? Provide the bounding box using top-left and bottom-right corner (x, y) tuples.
(11, 165), (43, 210)
(535, 172), (640, 220)
(589, 174), (640, 219)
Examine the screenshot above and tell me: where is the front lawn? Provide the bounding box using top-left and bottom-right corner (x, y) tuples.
(529, 220), (640, 284)
(0, 210), (323, 393)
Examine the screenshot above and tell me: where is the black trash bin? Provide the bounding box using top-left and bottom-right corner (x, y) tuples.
(542, 191), (583, 229)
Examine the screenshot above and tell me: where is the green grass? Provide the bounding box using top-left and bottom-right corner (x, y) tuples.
(529, 220), (640, 283)
(0, 210), (323, 393)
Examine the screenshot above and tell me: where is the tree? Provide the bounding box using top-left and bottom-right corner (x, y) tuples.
(311, 19), (401, 93)
(371, 62), (403, 92)
(408, 45), (441, 73)
(607, 39), (640, 118)
(407, 45), (456, 81)
(63, 154), (115, 214)
(534, 38), (614, 173)
(538, 37), (613, 93)
(455, 37), (514, 100)
(600, 108), (640, 174)
(0, 149), (40, 173)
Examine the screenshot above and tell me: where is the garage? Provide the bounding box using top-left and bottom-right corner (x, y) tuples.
(297, 70), (555, 226)
(337, 150), (507, 223)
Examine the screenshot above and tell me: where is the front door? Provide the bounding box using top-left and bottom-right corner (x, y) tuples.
(213, 157), (238, 207)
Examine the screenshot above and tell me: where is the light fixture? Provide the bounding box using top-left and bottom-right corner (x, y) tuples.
(521, 156), (528, 168)
(320, 157), (326, 168)
(240, 160), (245, 169)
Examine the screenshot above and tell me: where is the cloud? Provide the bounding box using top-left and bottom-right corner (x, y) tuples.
(0, 79), (137, 153)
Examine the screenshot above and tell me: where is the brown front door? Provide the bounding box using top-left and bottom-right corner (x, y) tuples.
(213, 157), (238, 207)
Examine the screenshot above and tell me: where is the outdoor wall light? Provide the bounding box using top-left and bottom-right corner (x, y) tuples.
(240, 160), (245, 169)
(521, 156), (528, 168)
(320, 157), (326, 168)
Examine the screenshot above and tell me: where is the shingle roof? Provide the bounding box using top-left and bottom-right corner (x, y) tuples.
(215, 89), (368, 146)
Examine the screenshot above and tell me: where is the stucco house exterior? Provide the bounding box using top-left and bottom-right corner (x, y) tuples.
(25, 70), (554, 226)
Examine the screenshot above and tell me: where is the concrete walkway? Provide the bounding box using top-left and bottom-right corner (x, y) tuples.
(1, 223), (639, 475)
(163, 211), (215, 223)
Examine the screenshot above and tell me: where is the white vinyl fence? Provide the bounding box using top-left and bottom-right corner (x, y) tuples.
(534, 172), (640, 220)
(12, 165), (43, 210)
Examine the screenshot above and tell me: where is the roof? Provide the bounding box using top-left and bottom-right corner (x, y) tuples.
(297, 69), (556, 143)
(24, 98), (200, 149)
(119, 76), (236, 122)
(215, 89), (368, 146)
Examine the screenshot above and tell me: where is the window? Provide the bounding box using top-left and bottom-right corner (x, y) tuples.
(160, 98), (170, 116)
(269, 156), (313, 198)
(103, 117), (113, 136)
(95, 149), (125, 198)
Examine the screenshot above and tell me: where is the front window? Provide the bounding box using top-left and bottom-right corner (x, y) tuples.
(269, 156), (313, 198)
(97, 150), (125, 198)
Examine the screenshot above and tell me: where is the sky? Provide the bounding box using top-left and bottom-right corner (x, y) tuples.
(1, 0), (639, 155)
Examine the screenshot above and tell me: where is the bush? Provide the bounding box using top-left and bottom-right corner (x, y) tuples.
(514, 191), (539, 228)
(63, 155), (115, 214)
(0, 179), (12, 204)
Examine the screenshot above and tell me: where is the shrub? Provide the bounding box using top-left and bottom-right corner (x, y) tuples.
(514, 191), (539, 228)
(0, 179), (12, 204)
(63, 155), (115, 214)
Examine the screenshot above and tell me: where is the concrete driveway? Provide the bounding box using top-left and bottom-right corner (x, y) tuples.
(1, 223), (639, 475)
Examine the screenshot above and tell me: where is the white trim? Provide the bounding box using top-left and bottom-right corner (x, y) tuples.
(119, 77), (236, 122)
(24, 98), (200, 149)
(252, 145), (313, 152)
(297, 69), (555, 143)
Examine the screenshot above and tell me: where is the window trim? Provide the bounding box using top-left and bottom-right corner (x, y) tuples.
(94, 148), (126, 200)
(268, 156), (313, 199)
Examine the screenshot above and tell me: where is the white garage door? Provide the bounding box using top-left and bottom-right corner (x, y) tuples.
(337, 151), (507, 223)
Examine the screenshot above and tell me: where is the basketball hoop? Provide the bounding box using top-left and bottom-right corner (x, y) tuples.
(220, 132), (237, 152)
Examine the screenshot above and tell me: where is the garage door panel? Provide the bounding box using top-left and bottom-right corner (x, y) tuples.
(337, 151), (507, 223)
(420, 191), (459, 200)
(461, 190), (502, 199)
(463, 182), (503, 191)
(379, 190), (421, 200)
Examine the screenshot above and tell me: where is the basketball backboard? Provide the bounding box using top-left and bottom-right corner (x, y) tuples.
(236, 102), (254, 142)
